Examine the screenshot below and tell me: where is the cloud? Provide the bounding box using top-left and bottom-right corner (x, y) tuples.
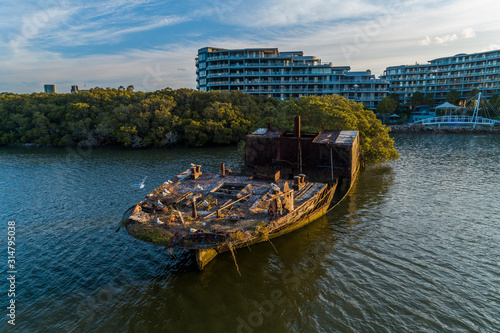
(418, 36), (431, 46)
(433, 34), (458, 44)
(483, 43), (500, 52)
(206, 0), (383, 27)
(5, 0), (190, 51)
(61, 15), (189, 45)
(461, 27), (476, 39)
(3, 0), (500, 93)
(418, 27), (476, 46)
(0, 44), (199, 93)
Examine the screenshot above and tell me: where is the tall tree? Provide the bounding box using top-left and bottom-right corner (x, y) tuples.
(446, 89), (461, 105)
(424, 93), (435, 106)
(488, 94), (500, 110)
(376, 97), (397, 115)
(254, 95), (399, 165)
(467, 88), (480, 100)
(388, 93), (401, 107)
(410, 91), (425, 106)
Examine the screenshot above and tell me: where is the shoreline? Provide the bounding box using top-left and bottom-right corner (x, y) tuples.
(388, 124), (500, 134)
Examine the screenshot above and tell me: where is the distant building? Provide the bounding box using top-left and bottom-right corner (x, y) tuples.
(71, 85), (79, 93)
(196, 47), (389, 110)
(44, 84), (56, 94)
(381, 49), (500, 106)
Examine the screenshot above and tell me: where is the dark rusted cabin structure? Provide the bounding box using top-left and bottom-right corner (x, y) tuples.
(245, 116), (360, 185)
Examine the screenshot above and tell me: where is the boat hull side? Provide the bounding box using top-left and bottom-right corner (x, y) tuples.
(193, 184), (336, 270)
(195, 248), (218, 271)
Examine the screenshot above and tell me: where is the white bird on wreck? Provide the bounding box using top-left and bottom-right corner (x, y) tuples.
(132, 176), (147, 189)
(156, 218), (164, 225)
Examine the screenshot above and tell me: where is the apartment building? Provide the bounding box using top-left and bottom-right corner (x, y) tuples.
(196, 47), (389, 110)
(381, 49), (500, 106)
(44, 84), (56, 94)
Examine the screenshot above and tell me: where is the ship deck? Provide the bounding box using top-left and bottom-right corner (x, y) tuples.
(126, 169), (328, 249)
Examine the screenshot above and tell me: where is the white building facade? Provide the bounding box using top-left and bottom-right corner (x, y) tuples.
(381, 49), (500, 106)
(196, 47), (389, 110)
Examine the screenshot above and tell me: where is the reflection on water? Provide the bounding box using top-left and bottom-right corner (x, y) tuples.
(1, 134), (499, 332)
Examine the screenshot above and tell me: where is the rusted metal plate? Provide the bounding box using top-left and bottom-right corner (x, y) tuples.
(312, 130), (340, 145)
(248, 129), (283, 138)
(335, 130), (358, 147)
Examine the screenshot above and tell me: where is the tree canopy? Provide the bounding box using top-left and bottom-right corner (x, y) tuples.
(410, 91), (425, 106)
(489, 94), (500, 110)
(376, 96), (398, 115)
(0, 89), (398, 165)
(467, 88), (480, 100)
(446, 89), (461, 105)
(254, 95), (399, 165)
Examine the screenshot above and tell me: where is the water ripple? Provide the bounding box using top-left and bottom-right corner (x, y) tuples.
(1, 135), (499, 332)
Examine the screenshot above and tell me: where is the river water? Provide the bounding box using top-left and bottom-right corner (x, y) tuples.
(1, 134), (499, 332)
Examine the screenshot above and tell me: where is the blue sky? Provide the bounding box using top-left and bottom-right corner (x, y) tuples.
(1, 0), (500, 94)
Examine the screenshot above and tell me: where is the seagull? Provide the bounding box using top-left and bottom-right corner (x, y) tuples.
(190, 163), (196, 167)
(132, 176), (147, 189)
(163, 180), (173, 185)
(156, 218), (164, 225)
(196, 184), (204, 191)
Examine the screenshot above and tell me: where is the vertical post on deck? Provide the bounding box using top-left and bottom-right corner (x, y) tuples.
(220, 163), (225, 177)
(330, 146), (334, 183)
(295, 116), (302, 173)
(191, 198), (197, 219)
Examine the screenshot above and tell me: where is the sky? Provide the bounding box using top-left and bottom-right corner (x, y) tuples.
(1, 0), (500, 94)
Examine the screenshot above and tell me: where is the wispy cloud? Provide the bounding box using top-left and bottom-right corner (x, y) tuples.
(461, 27), (476, 39)
(52, 15), (190, 46)
(0, 44), (199, 93)
(418, 36), (432, 46)
(483, 43), (500, 52)
(6, 6), (76, 55)
(205, 0), (384, 27)
(418, 28), (476, 47)
(2, 0), (500, 93)
(5, 0), (189, 52)
(434, 34), (458, 44)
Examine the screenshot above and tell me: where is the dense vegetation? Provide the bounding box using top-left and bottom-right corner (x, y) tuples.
(254, 95), (399, 165)
(0, 88), (398, 165)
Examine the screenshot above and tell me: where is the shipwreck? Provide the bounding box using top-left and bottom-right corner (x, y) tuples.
(124, 117), (360, 270)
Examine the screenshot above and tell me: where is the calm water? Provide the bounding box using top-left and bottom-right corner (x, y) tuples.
(1, 134), (499, 332)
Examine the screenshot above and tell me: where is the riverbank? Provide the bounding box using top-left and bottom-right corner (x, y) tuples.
(389, 124), (500, 134)
(1, 91), (398, 165)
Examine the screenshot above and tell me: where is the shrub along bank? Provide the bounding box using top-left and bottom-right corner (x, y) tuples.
(0, 88), (398, 165)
